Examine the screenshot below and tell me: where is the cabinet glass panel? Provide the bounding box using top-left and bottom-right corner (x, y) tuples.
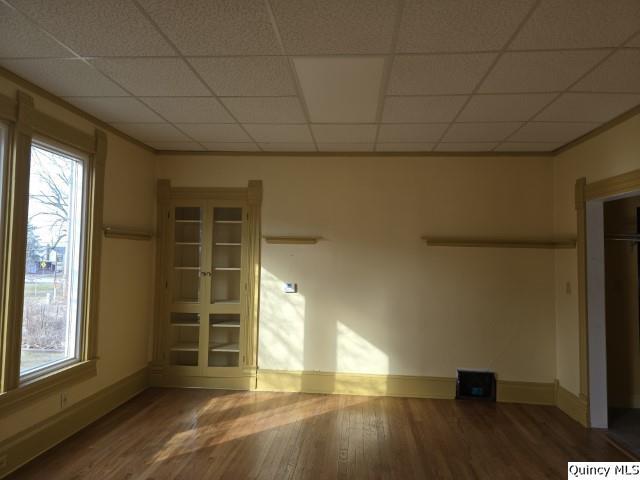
(209, 314), (240, 367)
(173, 206), (202, 303)
(211, 207), (242, 304)
(169, 312), (200, 366)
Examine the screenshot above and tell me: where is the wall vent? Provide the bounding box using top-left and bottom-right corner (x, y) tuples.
(456, 369), (496, 401)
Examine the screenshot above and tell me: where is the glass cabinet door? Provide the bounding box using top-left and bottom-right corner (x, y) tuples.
(172, 206), (202, 303)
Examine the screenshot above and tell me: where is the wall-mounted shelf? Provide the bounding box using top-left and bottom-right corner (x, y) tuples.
(422, 237), (577, 249)
(263, 236), (322, 245)
(103, 225), (153, 241)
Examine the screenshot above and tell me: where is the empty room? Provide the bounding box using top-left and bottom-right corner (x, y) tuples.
(0, 1), (640, 478)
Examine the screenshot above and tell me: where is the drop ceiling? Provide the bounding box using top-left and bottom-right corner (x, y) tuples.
(1, 0), (639, 154)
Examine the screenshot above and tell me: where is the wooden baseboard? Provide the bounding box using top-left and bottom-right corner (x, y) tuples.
(555, 380), (589, 427)
(151, 368), (257, 391)
(0, 366), (149, 479)
(497, 380), (556, 405)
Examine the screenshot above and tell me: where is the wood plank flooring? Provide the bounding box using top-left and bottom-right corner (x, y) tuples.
(10, 388), (630, 479)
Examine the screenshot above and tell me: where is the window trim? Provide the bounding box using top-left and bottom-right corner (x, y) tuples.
(0, 90), (105, 410)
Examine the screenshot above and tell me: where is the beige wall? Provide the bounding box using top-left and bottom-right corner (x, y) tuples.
(604, 196), (640, 408)
(554, 112), (640, 396)
(0, 75), (156, 442)
(157, 154), (557, 383)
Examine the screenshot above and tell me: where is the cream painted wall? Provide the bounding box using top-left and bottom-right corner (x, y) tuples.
(554, 113), (640, 396)
(157, 154), (556, 383)
(0, 75), (156, 442)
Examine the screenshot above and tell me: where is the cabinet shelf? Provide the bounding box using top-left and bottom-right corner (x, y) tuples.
(215, 242), (241, 246)
(171, 322), (200, 327)
(215, 220), (242, 224)
(210, 343), (239, 352)
(176, 242), (201, 246)
(215, 267), (241, 271)
(211, 320), (240, 328)
(170, 342), (199, 352)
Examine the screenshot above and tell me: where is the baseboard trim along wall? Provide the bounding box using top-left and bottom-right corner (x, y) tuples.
(256, 369), (557, 406)
(0, 367), (149, 479)
(555, 380), (589, 427)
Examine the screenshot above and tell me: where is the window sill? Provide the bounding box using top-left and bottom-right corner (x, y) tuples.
(0, 359), (97, 413)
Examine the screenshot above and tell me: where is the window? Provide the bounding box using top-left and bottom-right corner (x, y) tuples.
(0, 122), (7, 269)
(20, 142), (87, 378)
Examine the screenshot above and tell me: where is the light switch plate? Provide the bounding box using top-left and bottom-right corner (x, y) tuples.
(283, 282), (297, 293)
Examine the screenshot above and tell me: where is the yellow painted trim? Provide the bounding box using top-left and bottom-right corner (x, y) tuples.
(555, 381), (589, 427)
(26, 106), (94, 154)
(497, 380), (555, 405)
(0, 94), (16, 123)
(0, 366), (148, 479)
(584, 168), (640, 201)
(263, 236), (322, 245)
(152, 369), (257, 391)
(423, 237), (576, 249)
(102, 226), (153, 241)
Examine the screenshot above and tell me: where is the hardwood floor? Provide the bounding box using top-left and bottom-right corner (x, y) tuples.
(10, 388), (629, 479)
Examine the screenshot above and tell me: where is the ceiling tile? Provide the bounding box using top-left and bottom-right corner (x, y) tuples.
(382, 96), (468, 123)
(388, 54), (496, 95)
(0, 58), (127, 96)
(64, 97), (163, 123)
(294, 57), (384, 123)
(572, 50), (640, 93)
(137, 0), (280, 55)
(174, 124), (250, 143)
(457, 94), (556, 122)
(509, 122), (599, 143)
(435, 142), (498, 152)
(495, 142), (561, 152)
(376, 143), (435, 152)
(243, 124), (313, 143)
(140, 97), (234, 123)
(269, 0), (398, 55)
(188, 57), (296, 96)
(535, 93), (640, 122)
(311, 124), (377, 143)
(479, 50), (609, 93)
(317, 144), (374, 152)
(147, 141), (204, 151)
(397, 0), (533, 53)
(221, 97), (306, 123)
(510, 0), (640, 50)
(378, 124), (448, 142)
(0, 3), (71, 58)
(201, 142), (259, 152)
(111, 123), (191, 141)
(9, 0), (174, 56)
(628, 33), (640, 47)
(443, 122), (522, 142)
(91, 58), (209, 97)
(259, 143), (317, 152)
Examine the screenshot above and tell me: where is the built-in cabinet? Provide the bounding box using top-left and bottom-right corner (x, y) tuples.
(151, 181), (261, 390)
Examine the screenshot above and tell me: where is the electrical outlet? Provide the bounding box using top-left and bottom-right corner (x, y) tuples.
(60, 391), (68, 410)
(0, 454), (7, 470)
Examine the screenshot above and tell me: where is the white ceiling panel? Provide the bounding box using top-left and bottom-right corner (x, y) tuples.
(243, 124), (313, 143)
(140, 97), (234, 124)
(64, 97), (163, 123)
(221, 97), (306, 123)
(378, 124), (448, 142)
(201, 142), (260, 152)
(382, 96), (468, 123)
(8, 0), (174, 56)
(628, 33), (640, 47)
(294, 57), (384, 123)
(317, 143), (374, 152)
(146, 141), (204, 151)
(259, 143), (317, 152)
(137, 0), (281, 55)
(495, 142), (562, 152)
(91, 58), (209, 97)
(443, 122), (522, 142)
(572, 50), (640, 93)
(188, 57), (296, 96)
(510, 0), (640, 50)
(311, 124), (377, 143)
(111, 123), (191, 142)
(508, 122), (599, 143)
(174, 124), (251, 143)
(0, 3), (71, 58)
(535, 93), (640, 122)
(269, 0), (399, 55)
(479, 50), (609, 93)
(388, 54), (496, 95)
(457, 94), (555, 122)
(435, 143), (498, 152)
(0, 58), (127, 96)
(376, 143), (435, 152)
(397, 0), (533, 53)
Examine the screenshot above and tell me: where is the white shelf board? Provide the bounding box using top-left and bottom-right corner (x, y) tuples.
(210, 320), (240, 328)
(170, 343), (199, 352)
(210, 343), (240, 352)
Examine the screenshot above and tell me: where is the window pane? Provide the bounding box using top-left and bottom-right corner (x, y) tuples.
(20, 143), (85, 375)
(0, 123), (7, 267)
